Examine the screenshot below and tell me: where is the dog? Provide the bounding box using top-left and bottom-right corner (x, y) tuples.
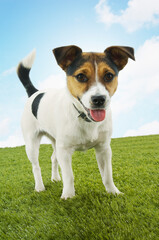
(17, 45), (135, 199)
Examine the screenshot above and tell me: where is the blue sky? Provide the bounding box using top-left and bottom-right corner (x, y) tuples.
(0, 0), (159, 147)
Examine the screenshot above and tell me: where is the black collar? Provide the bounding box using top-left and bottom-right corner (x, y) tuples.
(73, 104), (92, 122)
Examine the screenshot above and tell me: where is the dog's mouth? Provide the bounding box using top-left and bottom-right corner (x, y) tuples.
(77, 97), (106, 122)
(89, 109), (106, 122)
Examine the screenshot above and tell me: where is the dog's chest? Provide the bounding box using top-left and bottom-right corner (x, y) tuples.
(63, 122), (108, 151)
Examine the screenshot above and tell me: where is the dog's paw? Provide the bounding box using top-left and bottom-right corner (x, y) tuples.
(51, 175), (61, 182)
(35, 184), (45, 192)
(61, 189), (75, 200)
(106, 184), (122, 195)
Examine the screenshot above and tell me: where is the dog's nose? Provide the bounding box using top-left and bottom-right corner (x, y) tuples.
(91, 95), (106, 107)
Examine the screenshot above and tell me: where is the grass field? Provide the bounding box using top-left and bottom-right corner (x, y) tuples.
(0, 135), (159, 240)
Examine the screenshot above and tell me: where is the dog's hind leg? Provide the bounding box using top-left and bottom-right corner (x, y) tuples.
(51, 140), (61, 182)
(25, 133), (45, 192)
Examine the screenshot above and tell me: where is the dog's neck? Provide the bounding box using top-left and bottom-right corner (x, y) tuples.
(66, 88), (91, 122)
(73, 104), (92, 122)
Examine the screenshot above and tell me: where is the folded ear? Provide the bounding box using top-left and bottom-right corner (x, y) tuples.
(53, 45), (82, 71)
(104, 46), (135, 70)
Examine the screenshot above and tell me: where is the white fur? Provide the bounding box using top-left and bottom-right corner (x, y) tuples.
(22, 49), (36, 69)
(81, 62), (111, 110)
(94, 61), (99, 84)
(20, 54), (121, 200)
(81, 82), (111, 110)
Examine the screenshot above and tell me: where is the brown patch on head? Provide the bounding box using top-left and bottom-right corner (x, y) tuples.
(97, 62), (118, 96)
(67, 52), (119, 98)
(105, 76), (118, 96)
(67, 61), (95, 98)
(67, 76), (88, 98)
(52, 45), (135, 99)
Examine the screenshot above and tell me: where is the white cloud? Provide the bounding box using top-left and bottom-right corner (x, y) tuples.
(0, 129), (24, 148)
(124, 120), (159, 137)
(0, 129), (52, 148)
(0, 118), (24, 148)
(0, 118), (10, 136)
(112, 36), (159, 117)
(0, 67), (16, 78)
(95, 0), (159, 32)
(38, 73), (66, 90)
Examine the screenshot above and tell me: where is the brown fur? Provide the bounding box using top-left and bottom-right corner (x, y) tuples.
(97, 62), (118, 96)
(67, 54), (118, 98)
(105, 46), (135, 70)
(67, 62), (95, 98)
(53, 45), (135, 98)
(105, 76), (118, 96)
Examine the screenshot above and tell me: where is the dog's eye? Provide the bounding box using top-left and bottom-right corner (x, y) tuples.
(76, 73), (88, 83)
(104, 72), (114, 82)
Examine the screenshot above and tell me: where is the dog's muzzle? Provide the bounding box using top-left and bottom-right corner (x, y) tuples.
(73, 96), (106, 123)
(91, 95), (106, 108)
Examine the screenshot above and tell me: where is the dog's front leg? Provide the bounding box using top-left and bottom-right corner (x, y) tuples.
(56, 145), (75, 200)
(95, 144), (121, 195)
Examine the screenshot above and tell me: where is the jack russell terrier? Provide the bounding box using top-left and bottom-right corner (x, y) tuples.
(17, 45), (135, 199)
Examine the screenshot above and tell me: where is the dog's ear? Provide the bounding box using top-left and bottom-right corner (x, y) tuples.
(104, 46), (135, 70)
(53, 45), (82, 71)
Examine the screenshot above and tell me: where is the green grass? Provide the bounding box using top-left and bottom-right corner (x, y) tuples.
(0, 135), (159, 240)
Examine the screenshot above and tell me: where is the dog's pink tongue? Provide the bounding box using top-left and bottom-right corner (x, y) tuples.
(90, 109), (106, 122)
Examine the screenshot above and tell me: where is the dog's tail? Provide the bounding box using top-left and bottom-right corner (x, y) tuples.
(17, 49), (38, 97)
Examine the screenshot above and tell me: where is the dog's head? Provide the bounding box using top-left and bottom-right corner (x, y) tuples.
(53, 45), (135, 122)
